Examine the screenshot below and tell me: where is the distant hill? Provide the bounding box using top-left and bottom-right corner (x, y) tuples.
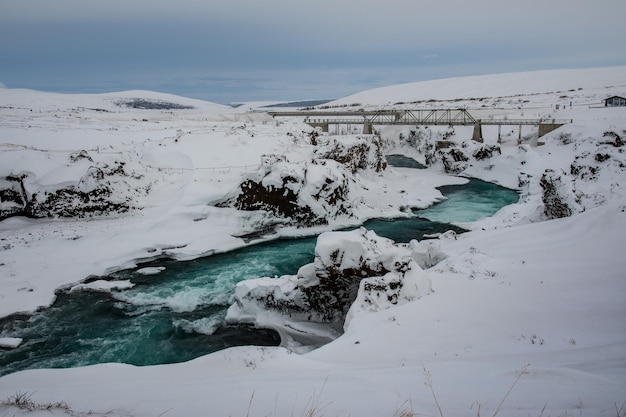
(326, 66), (626, 107)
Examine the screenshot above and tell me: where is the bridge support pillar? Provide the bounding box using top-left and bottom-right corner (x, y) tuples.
(538, 123), (564, 138)
(472, 121), (483, 142)
(363, 122), (373, 134)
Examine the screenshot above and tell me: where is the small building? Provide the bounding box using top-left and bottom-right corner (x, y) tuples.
(604, 96), (626, 107)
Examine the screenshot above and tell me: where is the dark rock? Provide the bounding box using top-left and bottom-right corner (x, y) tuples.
(68, 150), (94, 163)
(0, 174), (29, 220)
(595, 153), (611, 162)
(226, 228), (433, 350)
(540, 170), (572, 219)
(601, 131), (625, 147)
(116, 99), (194, 110)
(473, 145), (502, 160)
(315, 136), (387, 173)
(438, 147), (470, 174)
(232, 179), (320, 226)
(218, 138), (384, 226)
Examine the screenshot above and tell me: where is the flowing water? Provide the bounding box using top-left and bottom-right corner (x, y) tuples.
(0, 159), (519, 376)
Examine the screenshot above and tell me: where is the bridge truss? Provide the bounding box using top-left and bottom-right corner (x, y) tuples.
(269, 109), (571, 140)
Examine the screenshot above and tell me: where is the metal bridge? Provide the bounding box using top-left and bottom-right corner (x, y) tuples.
(268, 109), (572, 142)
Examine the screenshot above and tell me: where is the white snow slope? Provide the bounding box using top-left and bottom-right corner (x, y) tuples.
(1, 67), (626, 416)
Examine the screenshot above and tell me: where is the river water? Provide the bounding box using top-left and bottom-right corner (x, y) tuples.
(0, 160), (519, 377)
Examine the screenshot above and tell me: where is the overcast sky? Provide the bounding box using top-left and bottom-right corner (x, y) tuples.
(1, 0), (625, 103)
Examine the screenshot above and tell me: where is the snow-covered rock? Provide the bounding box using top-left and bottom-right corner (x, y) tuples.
(218, 157), (353, 226)
(217, 135), (388, 227)
(314, 135), (387, 173)
(0, 153), (146, 220)
(226, 228), (434, 351)
(539, 169), (577, 219)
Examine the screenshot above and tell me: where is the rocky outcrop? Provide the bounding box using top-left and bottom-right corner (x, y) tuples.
(541, 130), (626, 219)
(0, 174), (29, 220)
(473, 145), (502, 161)
(0, 151), (140, 220)
(218, 156), (352, 226)
(315, 135), (387, 173)
(439, 147), (470, 174)
(540, 169), (573, 219)
(225, 228), (435, 351)
(218, 136), (387, 227)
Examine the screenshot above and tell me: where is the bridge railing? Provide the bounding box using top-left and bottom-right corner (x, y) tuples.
(479, 118), (572, 126)
(272, 109), (572, 129)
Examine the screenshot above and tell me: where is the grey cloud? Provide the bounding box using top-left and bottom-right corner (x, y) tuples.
(1, 0), (625, 102)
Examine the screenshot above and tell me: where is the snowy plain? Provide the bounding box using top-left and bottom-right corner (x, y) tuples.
(0, 67), (626, 416)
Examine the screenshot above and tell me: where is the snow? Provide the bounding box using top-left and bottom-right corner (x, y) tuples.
(1, 67), (626, 416)
(0, 338), (22, 349)
(329, 66), (626, 107)
(135, 266), (166, 275)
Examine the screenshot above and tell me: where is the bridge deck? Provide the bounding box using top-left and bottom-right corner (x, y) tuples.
(269, 109), (570, 127)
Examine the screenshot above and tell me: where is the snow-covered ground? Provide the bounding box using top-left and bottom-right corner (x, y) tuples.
(1, 67), (625, 416)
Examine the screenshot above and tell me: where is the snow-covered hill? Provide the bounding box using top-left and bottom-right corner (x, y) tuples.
(0, 88), (231, 113)
(327, 66), (626, 107)
(1, 67), (626, 416)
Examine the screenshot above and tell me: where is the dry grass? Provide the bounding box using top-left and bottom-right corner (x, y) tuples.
(1, 391), (132, 416)
(2, 391), (71, 413)
(423, 364), (530, 417)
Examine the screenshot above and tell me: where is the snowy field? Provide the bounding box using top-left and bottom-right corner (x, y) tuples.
(1, 67), (626, 416)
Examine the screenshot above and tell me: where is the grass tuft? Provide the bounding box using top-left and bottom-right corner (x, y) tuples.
(423, 366), (444, 417)
(2, 391), (70, 412)
(423, 364), (530, 417)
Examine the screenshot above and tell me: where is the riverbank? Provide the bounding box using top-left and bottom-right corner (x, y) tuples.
(0, 178), (518, 377)
(0, 164), (468, 320)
